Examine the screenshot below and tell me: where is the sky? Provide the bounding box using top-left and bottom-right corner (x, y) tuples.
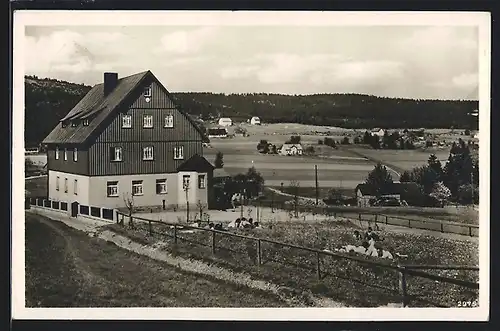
(24, 25), (479, 100)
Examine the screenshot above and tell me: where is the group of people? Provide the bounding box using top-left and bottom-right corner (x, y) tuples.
(227, 217), (261, 229)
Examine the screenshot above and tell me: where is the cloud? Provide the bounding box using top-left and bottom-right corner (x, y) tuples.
(401, 26), (477, 51)
(155, 27), (218, 54)
(25, 30), (126, 74)
(451, 72), (478, 89)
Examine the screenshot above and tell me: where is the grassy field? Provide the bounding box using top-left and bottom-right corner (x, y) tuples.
(109, 218), (479, 308)
(25, 213), (288, 307)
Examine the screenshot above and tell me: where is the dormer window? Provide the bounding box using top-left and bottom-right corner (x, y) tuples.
(144, 86), (152, 98)
(61, 122), (68, 128)
(83, 119), (89, 126)
(71, 121), (78, 127)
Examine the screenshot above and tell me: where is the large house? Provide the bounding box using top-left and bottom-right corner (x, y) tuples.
(42, 71), (215, 213)
(355, 182), (420, 207)
(207, 128), (228, 138)
(371, 128), (385, 137)
(250, 116), (261, 125)
(279, 143), (303, 156)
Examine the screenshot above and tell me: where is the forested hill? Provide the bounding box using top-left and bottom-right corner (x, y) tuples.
(25, 75), (478, 146)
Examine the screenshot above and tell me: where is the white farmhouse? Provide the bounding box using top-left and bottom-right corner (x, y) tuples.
(250, 116), (261, 125)
(279, 144), (303, 156)
(371, 128), (385, 137)
(218, 117), (233, 127)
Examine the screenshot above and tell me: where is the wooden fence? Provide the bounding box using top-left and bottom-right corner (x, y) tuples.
(115, 211), (479, 307)
(250, 199), (479, 237)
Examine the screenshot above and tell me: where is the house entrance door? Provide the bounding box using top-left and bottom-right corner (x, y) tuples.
(71, 201), (79, 217)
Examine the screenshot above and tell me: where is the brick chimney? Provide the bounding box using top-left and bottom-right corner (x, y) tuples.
(103, 72), (118, 96)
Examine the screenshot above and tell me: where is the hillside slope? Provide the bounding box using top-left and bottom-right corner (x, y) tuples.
(24, 76), (479, 146)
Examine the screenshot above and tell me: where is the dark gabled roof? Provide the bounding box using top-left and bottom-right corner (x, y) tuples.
(355, 182), (420, 196)
(43, 70), (206, 145)
(208, 128), (228, 135)
(213, 168), (231, 178)
(176, 154), (215, 172)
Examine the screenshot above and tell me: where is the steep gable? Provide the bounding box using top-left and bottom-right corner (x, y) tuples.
(42, 70), (206, 145)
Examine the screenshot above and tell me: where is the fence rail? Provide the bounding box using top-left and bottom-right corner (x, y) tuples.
(114, 209), (479, 307)
(249, 199), (479, 237)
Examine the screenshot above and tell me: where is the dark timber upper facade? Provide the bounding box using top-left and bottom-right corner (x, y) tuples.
(43, 71), (214, 210)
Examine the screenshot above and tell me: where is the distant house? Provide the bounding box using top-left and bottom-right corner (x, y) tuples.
(218, 118), (233, 127)
(474, 132), (479, 139)
(207, 128), (228, 138)
(355, 182), (421, 207)
(250, 116), (261, 125)
(371, 128), (385, 137)
(279, 143), (303, 156)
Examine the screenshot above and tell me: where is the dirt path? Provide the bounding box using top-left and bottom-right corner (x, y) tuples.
(26, 210), (345, 307)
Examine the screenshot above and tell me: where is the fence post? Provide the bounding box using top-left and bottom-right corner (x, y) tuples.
(148, 221), (152, 236)
(440, 222), (444, 233)
(469, 226), (472, 237)
(174, 225), (178, 245)
(257, 239), (262, 266)
(385, 215), (388, 224)
(358, 213), (361, 222)
(211, 230), (216, 254)
(375, 214), (378, 223)
(316, 251), (321, 280)
(399, 266), (408, 307)
(408, 219), (411, 228)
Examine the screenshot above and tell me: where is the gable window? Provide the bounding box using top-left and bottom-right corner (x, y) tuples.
(56, 176), (60, 191)
(55, 146), (60, 160)
(73, 148), (78, 162)
(110, 147), (123, 162)
(64, 148), (68, 161)
(122, 115), (132, 128)
(164, 114), (174, 128)
(156, 179), (167, 194)
(144, 86), (152, 97)
(174, 146), (184, 160)
(74, 179), (78, 195)
(64, 178), (68, 193)
(107, 181), (119, 197)
(143, 146), (154, 160)
(132, 180), (144, 196)
(143, 115), (153, 128)
(83, 119), (89, 126)
(198, 174), (206, 189)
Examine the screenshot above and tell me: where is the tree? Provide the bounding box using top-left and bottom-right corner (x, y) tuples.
(123, 193), (135, 228)
(427, 154), (443, 180)
(245, 166), (265, 198)
(353, 136), (360, 144)
(257, 139), (268, 152)
(400, 171), (412, 182)
(305, 145), (315, 155)
(365, 163), (393, 196)
(270, 144), (278, 154)
(196, 200), (207, 222)
(287, 135), (301, 144)
(341, 137), (350, 145)
(183, 178), (190, 222)
(214, 151), (224, 168)
(429, 182), (452, 206)
(370, 135), (381, 149)
(363, 131), (372, 145)
(318, 139), (324, 145)
(261, 143), (270, 154)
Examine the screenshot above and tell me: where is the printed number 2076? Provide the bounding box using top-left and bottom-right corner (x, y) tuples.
(458, 300), (478, 307)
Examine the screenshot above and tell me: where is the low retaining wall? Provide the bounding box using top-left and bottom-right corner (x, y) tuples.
(27, 198), (117, 223)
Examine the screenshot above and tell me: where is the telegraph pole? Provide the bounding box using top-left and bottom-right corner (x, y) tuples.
(315, 165), (319, 205)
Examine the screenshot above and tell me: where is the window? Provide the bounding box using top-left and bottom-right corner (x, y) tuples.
(74, 179), (78, 195)
(71, 121), (78, 127)
(122, 115), (132, 128)
(64, 148), (68, 161)
(143, 146), (154, 160)
(110, 147), (123, 162)
(198, 174), (206, 189)
(174, 146), (184, 160)
(64, 178), (68, 193)
(132, 180), (144, 196)
(83, 119), (89, 126)
(183, 175), (190, 190)
(143, 115), (153, 128)
(73, 148), (78, 162)
(62, 122), (67, 128)
(156, 179), (167, 194)
(56, 176), (60, 191)
(55, 146), (60, 160)
(144, 86), (152, 97)
(107, 181), (119, 197)
(164, 114), (174, 128)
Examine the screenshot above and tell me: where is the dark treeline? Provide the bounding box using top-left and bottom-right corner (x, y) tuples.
(24, 76), (478, 146)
